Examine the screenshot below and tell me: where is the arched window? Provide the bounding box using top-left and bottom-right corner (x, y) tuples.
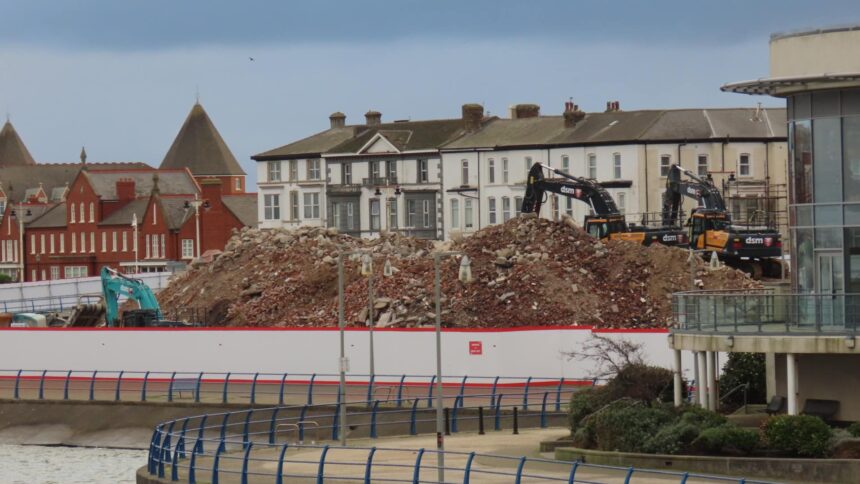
(89, 202), (94, 222)
(79, 203), (85, 223)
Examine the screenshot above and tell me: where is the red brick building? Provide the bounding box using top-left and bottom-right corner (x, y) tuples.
(0, 103), (256, 282)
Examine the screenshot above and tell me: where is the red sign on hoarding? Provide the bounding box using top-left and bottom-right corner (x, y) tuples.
(469, 341), (483, 355)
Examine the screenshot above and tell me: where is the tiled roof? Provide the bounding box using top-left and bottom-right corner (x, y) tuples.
(84, 169), (199, 200)
(329, 119), (471, 155)
(252, 126), (367, 160)
(99, 199), (147, 226)
(27, 202), (67, 228)
(160, 103), (245, 176)
(0, 121), (36, 167)
(0, 163), (149, 204)
(442, 108), (787, 150)
(222, 194), (258, 227)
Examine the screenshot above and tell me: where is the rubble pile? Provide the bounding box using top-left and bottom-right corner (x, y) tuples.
(158, 216), (760, 328)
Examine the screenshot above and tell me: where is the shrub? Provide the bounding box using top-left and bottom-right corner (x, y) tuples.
(0, 273), (12, 284)
(678, 406), (727, 430)
(847, 422), (860, 438)
(589, 403), (676, 452)
(604, 364), (677, 403)
(763, 415), (832, 457)
(692, 425), (759, 455)
(569, 387), (609, 431)
(643, 422), (701, 454)
(719, 353), (766, 409)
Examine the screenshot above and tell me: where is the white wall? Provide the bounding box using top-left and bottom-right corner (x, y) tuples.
(0, 327), (697, 382)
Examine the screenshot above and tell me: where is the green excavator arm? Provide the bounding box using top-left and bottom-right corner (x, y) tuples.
(101, 267), (162, 327)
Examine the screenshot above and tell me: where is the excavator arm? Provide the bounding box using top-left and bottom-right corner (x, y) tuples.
(521, 163), (621, 216)
(101, 267), (162, 326)
(662, 164), (727, 225)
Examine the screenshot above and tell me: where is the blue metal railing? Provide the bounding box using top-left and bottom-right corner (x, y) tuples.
(0, 369), (592, 407)
(0, 294), (103, 314)
(144, 395), (780, 484)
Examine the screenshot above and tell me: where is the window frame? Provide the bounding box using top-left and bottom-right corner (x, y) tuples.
(450, 198), (459, 229)
(461, 159), (469, 186)
(587, 153), (597, 179)
(738, 153), (751, 177)
(264, 194), (281, 220)
(697, 154), (709, 177)
(613, 153), (622, 179)
(660, 155), (671, 177)
(267, 160), (281, 182)
(488, 158), (495, 184)
(488, 197), (497, 224)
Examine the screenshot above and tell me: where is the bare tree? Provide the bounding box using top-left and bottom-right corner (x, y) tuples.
(564, 333), (645, 379)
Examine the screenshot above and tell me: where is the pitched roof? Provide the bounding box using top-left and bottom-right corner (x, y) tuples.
(99, 198), (147, 226)
(222, 194), (258, 227)
(27, 202), (67, 228)
(442, 108), (787, 150)
(0, 121), (36, 167)
(160, 103), (245, 176)
(159, 197), (196, 230)
(84, 169), (199, 200)
(328, 119), (470, 155)
(0, 162), (149, 204)
(252, 126), (367, 160)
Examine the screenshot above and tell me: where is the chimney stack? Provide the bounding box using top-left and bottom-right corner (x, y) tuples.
(329, 112), (346, 128)
(509, 104), (540, 119)
(116, 178), (136, 202)
(365, 110), (382, 126)
(563, 101), (586, 128)
(605, 101), (621, 112)
(461, 103), (484, 132)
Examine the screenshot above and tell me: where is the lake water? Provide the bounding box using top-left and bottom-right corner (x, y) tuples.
(0, 445), (147, 484)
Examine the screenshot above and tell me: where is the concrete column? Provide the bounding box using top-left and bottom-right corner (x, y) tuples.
(707, 351), (718, 411)
(765, 353), (777, 401)
(697, 351), (708, 407)
(787, 353), (798, 415)
(673, 349), (683, 407)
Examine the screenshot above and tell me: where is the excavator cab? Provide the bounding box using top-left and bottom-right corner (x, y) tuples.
(584, 214), (627, 239)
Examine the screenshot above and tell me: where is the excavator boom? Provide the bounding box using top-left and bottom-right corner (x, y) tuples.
(101, 267), (163, 326)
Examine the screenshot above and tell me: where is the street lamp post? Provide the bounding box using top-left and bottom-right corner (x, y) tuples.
(432, 251), (472, 483)
(336, 249), (373, 447)
(132, 213), (139, 274)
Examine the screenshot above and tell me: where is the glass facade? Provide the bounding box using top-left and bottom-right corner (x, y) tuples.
(788, 88), (860, 293)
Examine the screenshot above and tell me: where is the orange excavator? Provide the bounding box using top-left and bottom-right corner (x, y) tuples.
(522, 163), (688, 247)
(662, 164), (782, 278)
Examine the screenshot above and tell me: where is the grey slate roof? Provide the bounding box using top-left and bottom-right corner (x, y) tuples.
(252, 126), (367, 160)
(0, 163), (149, 204)
(329, 119), (471, 155)
(27, 202), (67, 228)
(50, 186), (68, 202)
(160, 103), (245, 176)
(0, 121), (36, 167)
(222, 194), (258, 227)
(442, 108), (787, 150)
(160, 197), (196, 230)
(84, 169), (199, 200)
(99, 199), (147, 226)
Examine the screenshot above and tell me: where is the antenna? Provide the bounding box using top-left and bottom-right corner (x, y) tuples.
(195, 85), (200, 104)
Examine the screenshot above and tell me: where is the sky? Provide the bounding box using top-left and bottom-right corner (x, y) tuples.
(1, 1), (858, 188)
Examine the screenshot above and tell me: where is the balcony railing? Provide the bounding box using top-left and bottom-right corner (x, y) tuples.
(673, 289), (860, 334)
(326, 184), (361, 194)
(362, 176), (398, 187)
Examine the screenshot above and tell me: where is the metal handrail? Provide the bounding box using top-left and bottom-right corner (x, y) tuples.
(144, 394), (778, 484)
(0, 369), (593, 406)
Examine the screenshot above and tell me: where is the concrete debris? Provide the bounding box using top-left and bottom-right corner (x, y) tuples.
(158, 218), (760, 329)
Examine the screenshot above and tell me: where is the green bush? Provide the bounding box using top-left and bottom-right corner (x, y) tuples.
(719, 353), (766, 408)
(692, 425), (759, 455)
(0, 273), (12, 284)
(678, 406), (727, 430)
(847, 422), (860, 438)
(643, 422), (701, 454)
(604, 364), (677, 403)
(589, 403), (676, 452)
(763, 415), (832, 457)
(569, 387), (609, 431)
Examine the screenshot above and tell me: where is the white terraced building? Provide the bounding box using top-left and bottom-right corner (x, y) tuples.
(254, 102), (787, 242)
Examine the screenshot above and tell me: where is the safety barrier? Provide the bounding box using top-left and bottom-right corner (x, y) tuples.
(144, 395), (778, 484)
(0, 369), (594, 407)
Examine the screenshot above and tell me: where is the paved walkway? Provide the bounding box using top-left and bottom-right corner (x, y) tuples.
(154, 428), (761, 483)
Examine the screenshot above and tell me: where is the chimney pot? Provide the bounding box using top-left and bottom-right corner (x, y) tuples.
(329, 111), (346, 128)
(563, 105), (586, 128)
(461, 103), (484, 132)
(365, 110), (382, 126)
